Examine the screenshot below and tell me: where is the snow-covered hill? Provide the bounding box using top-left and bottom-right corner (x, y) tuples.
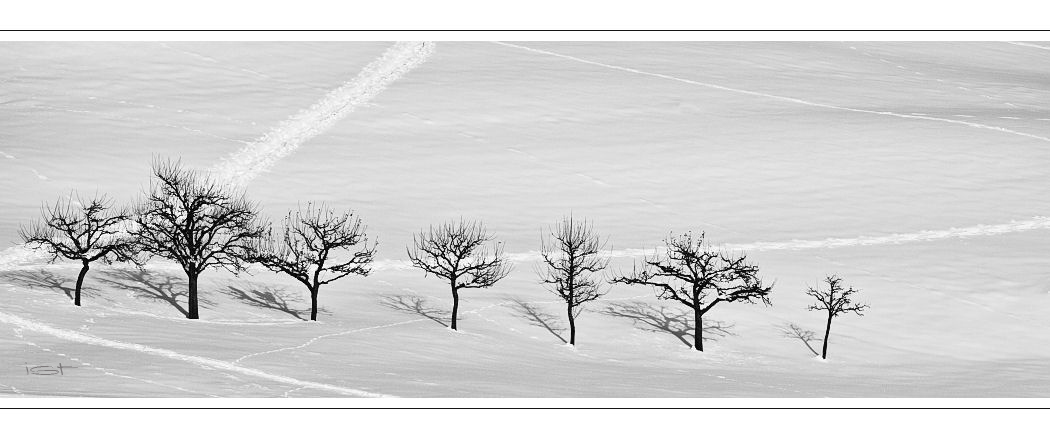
(2, 41), (1049, 397)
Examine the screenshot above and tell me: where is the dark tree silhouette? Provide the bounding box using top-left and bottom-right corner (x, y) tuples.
(612, 231), (772, 351)
(406, 219), (512, 331)
(18, 192), (133, 306)
(538, 216), (609, 345)
(132, 159), (266, 319)
(250, 203), (376, 321)
(805, 275), (868, 359)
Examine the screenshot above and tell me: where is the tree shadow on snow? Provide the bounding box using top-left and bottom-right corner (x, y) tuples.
(223, 284), (317, 320)
(777, 322), (822, 357)
(378, 294), (451, 327)
(100, 269), (214, 317)
(506, 298), (567, 344)
(601, 301), (734, 349)
(0, 269), (99, 300)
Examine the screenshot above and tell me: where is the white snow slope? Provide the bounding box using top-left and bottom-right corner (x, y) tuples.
(1, 41), (1049, 397)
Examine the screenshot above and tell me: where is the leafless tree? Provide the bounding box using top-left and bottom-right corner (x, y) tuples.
(806, 275), (868, 359)
(612, 231), (772, 351)
(406, 219), (512, 331)
(18, 192), (134, 306)
(132, 159), (266, 319)
(250, 203), (376, 321)
(538, 216), (609, 345)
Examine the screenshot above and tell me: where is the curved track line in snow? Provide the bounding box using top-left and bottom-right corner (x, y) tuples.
(1006, 41), (1050, 51)
(233, 318), (429, 364)
(493, 42), (1050, 144)
(360, 217), (1050, 268)
(8, 216), (1050, 272)
(213, 41), (435, 187)
(0, 310), (393, 398)
(726, 216), (1050, 252)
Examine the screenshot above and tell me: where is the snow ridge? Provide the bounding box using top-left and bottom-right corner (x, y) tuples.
(493, 41), (1050, 144)
(213, 41), (435, 187)
(0, 310), (394, 398)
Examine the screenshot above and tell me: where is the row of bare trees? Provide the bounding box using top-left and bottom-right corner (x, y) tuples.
(405, 216), (866, 358)
(20, 159), (376, 321)
(404, 217), (773, 350)
(20, 159), (866, 357)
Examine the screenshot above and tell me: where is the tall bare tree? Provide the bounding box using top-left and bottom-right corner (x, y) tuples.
(250, 203), (376, 321)
(538, 216), (609, 345)
(406, 219), (512, 331)
(613, 231), (772, 351)
(19, 192), (134, 306)
(805, 275), (868, 359)
(132, 159), (266, 319)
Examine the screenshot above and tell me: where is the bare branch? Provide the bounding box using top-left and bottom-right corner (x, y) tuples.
(538, 216), (610, 326)
(611, 231), (772, 351)
(406, 218), (512, 290)
(249, 202), (376, 320)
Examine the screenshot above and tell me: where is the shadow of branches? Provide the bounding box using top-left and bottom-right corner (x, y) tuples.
(601, 301), (734, 348)
(379, 294), (451, 327)
(1, 269), (98, 300)
(778, 322), (821, 357)
(100, 269), (213, 317)
(507, 298), (566, 343)
(223, 284), (313, 320)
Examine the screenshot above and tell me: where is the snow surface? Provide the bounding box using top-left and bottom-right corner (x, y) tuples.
(2, 41), (1050, 397)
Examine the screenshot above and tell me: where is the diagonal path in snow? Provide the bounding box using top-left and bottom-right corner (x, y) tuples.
(493, 41), (1050, 144)
(213, 41), (435, 187)
(0, 310), (394, 397)
(1, 41), (435, 269)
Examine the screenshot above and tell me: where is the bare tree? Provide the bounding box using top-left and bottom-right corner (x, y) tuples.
(538, 216), (609, 345)
(250, 203), (376, 321)
(612, 231), (772, 351)
(805, 275), (868, 359)
(18, 192), (133, 306)
(406, 219), (512, 331)
(132, 159), (266, 319)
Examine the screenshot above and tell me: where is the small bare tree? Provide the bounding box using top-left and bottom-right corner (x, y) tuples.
(18, 192), (133, 306)
(613, 231), (772, 351)
(806, 275), (868, 359)
(406, 219), (512, 331)
(538, 216), (609, 345)
(132, 159), (266, 319)
(250, 203), (376, 321)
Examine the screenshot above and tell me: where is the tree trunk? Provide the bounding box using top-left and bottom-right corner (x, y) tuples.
(74, 260), (89, 306)
(310, 286), (319, 321)
(450, 286), (459, 331)
(821, 313), (833, 359)
(567, 304), (576, 345)
(694, 306), (703, 351)
(187, 271), (199, 319)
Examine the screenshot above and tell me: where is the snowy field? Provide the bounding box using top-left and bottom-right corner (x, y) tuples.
(2, 41), (1050, 397)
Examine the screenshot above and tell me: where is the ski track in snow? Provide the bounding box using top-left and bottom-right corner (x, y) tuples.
(359, 216), (1050, 268)
(233, 318), (430, 364)
(1006, 41), (1050, 51)
(213, 41), (435, 187)
(493, 41), (1050, 144)
(0, 310), (394, 397)
(7, 216), (1050, 272)
(4, 41), (1049, 269)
